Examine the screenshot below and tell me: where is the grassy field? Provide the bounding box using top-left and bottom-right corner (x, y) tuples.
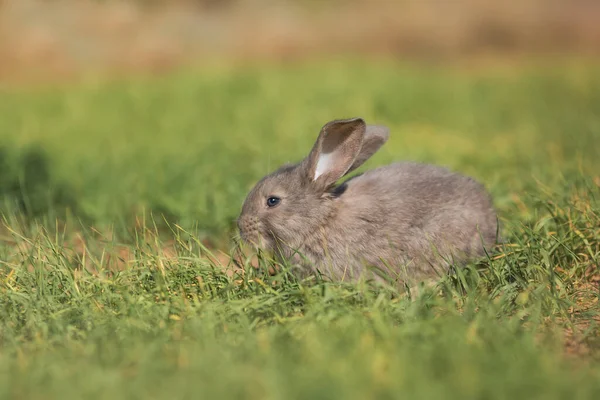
(1, 60), (599, 399)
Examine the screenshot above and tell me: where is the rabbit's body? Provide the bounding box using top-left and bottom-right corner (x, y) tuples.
(238, 118), (498, 284)
(283, 162), (496, 281)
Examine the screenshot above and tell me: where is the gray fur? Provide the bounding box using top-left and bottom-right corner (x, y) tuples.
(237, 118), (498, 284)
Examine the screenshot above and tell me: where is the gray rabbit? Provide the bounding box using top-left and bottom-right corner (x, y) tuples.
(238, 118), (498, 284)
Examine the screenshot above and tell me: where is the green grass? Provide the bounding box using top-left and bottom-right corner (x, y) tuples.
(1, 60), (599, 399)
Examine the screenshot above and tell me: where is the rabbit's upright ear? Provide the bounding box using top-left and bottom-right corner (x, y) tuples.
(345, 125), (389, 175)
(302, 118), (366, 189)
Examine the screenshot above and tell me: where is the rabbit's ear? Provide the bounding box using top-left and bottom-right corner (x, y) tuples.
(303, 118), (366, 188)
(345, 125), (389, 175)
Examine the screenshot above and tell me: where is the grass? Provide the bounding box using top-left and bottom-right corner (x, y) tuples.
(1, 60), (599, 399)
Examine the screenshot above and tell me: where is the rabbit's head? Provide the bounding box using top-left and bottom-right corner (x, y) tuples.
(237, 118), (389, 252)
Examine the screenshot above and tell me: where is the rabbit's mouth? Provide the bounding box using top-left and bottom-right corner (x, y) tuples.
(238, 227), (257, 246)
(240, 231), (274, 250)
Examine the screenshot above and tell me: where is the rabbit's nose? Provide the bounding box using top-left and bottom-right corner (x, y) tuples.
(237, 215), (250, 236)
(237, 215), (258, 244)
(237, 217), (245, 234)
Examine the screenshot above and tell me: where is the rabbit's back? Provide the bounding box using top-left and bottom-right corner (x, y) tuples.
(345, 162), (493, 214)
(333, 162), (497, 279)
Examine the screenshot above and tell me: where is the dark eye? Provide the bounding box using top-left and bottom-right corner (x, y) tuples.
(266, 196), (281, 208)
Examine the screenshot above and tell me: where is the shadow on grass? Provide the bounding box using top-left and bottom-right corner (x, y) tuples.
(0, 144), (79, 219)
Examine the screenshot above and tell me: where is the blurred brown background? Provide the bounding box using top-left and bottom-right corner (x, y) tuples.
(1, 0), (600, 83)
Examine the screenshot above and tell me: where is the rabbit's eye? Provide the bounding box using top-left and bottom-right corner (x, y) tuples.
(266, 196), (281, 208)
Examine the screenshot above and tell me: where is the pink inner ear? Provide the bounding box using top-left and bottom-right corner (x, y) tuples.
(313, 128), (349, 181)
(314, 153), (334, 180)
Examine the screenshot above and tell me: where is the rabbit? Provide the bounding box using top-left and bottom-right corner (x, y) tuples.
(237, 117), (498, 284)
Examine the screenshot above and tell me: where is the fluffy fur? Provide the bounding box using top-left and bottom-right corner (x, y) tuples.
(237, 118), (498, 284)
